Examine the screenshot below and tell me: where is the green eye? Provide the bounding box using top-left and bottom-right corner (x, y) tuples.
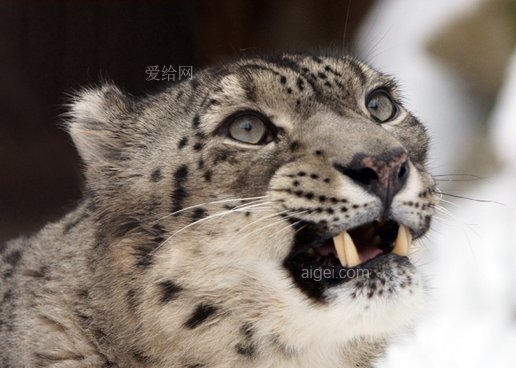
(228, 114), (271, 144)
(366, 89), (398, 122)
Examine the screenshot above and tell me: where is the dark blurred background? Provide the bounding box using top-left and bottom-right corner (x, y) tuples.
(0, 0), (375, 243)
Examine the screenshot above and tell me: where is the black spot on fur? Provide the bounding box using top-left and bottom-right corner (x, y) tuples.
(93, 327), (107, 341)
(114, 219), (141, 238)
(235, 342), (256, 357)
(312, 56), (323, 63)
(150, 168), (163, 182)
(193, 142), (203, 151)
(297, 77), (305, 91)
(134, 242), (161, 267)
(75, 310), (92, 325)
(192, 114), (201, 128)
(324, 64), (342, 77)
(185, 304), (218, 329)
(159, 280), (183, 303)
(175, 165), (188, 181)
(191, 208), (208, 222)
(289, 141), (300, 152)
(213, 151), (229, 164)
(132, 350), (152, 363)
(5, 250), (21, 266)
(203, 170), (212, 182)
(172, 165), (189, 214)
(280, 75), (287, 84)
(178, 137), (189, 149)
(240, 322), (254, 338)
(152, 222), (165, 234)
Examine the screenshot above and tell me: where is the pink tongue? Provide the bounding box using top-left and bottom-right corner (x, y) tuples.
(316, 242), (335, 256)
(358, 247), (383, 262)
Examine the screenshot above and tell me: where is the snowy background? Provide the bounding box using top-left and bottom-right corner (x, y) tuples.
(355, 0), (516, 366)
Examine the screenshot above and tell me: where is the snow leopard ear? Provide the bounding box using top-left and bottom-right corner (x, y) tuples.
(66, 84), (132, 164)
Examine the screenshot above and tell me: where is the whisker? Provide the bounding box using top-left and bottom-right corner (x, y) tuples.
(152, 206), (258, 255)
(211, 201), (273, 226)
(231, 201), (271, 212)
(156, 195), (267, 221)
(238, 211), (308, 242)
(268, 220), (301, 239)
(433, 173), (483, 179)
(217, 209), (299, 248)
(432, 204), (455, 217)
(227, 209), (291, 238)
(435, 198), (461, 208)
(438, 192), (503, 205)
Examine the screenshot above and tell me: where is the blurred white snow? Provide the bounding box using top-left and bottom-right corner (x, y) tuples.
(355, 1), (516, 367)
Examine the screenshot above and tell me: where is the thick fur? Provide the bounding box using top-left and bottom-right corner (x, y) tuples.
(0, 53), (437, 367)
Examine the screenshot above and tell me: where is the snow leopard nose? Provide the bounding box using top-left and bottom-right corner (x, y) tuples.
(334, 149), (409, 206)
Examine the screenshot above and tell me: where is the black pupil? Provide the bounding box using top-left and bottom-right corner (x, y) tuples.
(241, 120), (253, 132)
(368, 99), (379, 110)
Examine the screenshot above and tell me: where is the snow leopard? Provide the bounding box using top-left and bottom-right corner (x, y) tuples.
(0, 52), (438, 367)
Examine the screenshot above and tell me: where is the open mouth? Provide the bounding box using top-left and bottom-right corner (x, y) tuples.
(317, 221), (412, 268)
(283, 219), (413, 298)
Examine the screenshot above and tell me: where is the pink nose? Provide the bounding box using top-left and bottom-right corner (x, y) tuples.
(335, 150), (409, 206)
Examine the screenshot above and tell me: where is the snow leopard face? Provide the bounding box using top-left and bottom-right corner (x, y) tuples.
(62, 53), (437, 366)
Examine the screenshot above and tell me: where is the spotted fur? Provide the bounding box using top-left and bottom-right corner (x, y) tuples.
(0, 53), (438, 367)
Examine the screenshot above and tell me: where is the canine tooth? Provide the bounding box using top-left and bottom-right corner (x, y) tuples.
(393, 225), (412, 256)
(333, 232), (347, 267)
(343, 231), (361, 267)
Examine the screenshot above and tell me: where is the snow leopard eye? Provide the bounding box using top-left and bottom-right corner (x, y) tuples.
(227, 112), (274, 145)
(366, 89), (398, 123)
